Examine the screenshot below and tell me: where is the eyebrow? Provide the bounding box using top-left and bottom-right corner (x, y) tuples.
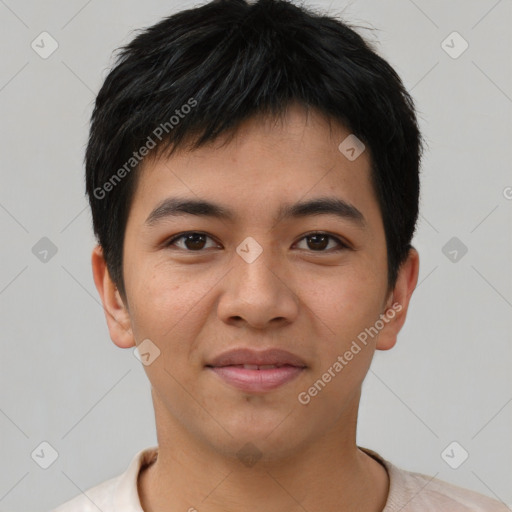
(145, 196), (366, 229)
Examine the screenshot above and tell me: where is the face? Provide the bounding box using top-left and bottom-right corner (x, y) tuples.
(94, 104), (418, 461)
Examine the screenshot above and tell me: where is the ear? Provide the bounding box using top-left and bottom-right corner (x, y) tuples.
(91, 245), (135, 348)
(376, 246), (420, 351)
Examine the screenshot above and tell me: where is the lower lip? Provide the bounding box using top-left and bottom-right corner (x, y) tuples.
(208, 365), (304, 393)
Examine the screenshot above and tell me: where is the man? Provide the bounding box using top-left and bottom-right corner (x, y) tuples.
(52, 0), (507, 510)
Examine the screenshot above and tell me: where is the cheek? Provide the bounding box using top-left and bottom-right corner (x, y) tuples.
(124, 258), (187, 340)
(126, 261), (221, 353)
(301, 271), (385, 357)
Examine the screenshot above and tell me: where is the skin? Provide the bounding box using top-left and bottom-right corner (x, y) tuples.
(92, 103), (419, 512)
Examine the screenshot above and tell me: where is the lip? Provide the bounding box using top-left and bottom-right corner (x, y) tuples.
(206, 348), (307, 393)
(206, 348), (307, 368)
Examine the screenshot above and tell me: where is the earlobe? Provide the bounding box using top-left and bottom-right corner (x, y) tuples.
(376, 247), (420, 351)
(91, 245), (136, 349)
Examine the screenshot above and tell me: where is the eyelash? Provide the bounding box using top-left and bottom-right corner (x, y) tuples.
(164, 231), (349, 252)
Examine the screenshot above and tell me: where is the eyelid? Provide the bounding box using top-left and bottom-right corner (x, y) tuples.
(164, 230), (350, 251)
(294, 231), (350, 251)
(165, 231), (220, 249)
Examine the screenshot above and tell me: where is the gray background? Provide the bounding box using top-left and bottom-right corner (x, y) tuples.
(0, 0), (511, 510)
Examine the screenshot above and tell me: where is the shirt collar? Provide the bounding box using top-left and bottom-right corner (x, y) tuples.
(113, 445), (158, 512)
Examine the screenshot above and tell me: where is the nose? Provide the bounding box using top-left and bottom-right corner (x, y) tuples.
(216, 240), (300, 330)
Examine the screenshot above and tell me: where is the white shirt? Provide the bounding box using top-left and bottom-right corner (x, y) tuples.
(50, 445), (508, 511)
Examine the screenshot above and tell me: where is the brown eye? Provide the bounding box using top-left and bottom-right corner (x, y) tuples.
(295, 233), (348, 252)
(166, 232), (218, 251)
(165, 231), (348, 253)
(306, 234), (329, 251)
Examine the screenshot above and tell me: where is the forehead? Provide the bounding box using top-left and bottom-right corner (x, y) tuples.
(129, 105), (381, 231)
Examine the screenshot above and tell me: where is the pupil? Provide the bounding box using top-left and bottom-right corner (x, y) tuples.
(308, 234), (328, 251)
(185, 233), (206, 250)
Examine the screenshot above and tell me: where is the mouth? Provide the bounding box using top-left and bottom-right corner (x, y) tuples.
(205, 348), (307, 393)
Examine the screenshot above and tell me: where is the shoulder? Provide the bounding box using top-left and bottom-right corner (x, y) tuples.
(390, 467), (508, 511)
(360, 447), (509, 512)
(50, 475), (118, 512)
(49, 446), (158, 512)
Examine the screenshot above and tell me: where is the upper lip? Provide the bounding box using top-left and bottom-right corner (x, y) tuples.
(206, 348), (307, 368)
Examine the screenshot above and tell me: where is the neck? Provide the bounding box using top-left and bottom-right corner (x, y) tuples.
(138, 391), (389, 512)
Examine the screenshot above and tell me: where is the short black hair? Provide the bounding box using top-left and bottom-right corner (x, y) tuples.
(85, 0), (423, 299)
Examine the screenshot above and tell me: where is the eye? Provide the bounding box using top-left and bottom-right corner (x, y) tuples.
(294, 232), (349, 252)
(164, 231), (349, 252)
(165, 232), (220, 251)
